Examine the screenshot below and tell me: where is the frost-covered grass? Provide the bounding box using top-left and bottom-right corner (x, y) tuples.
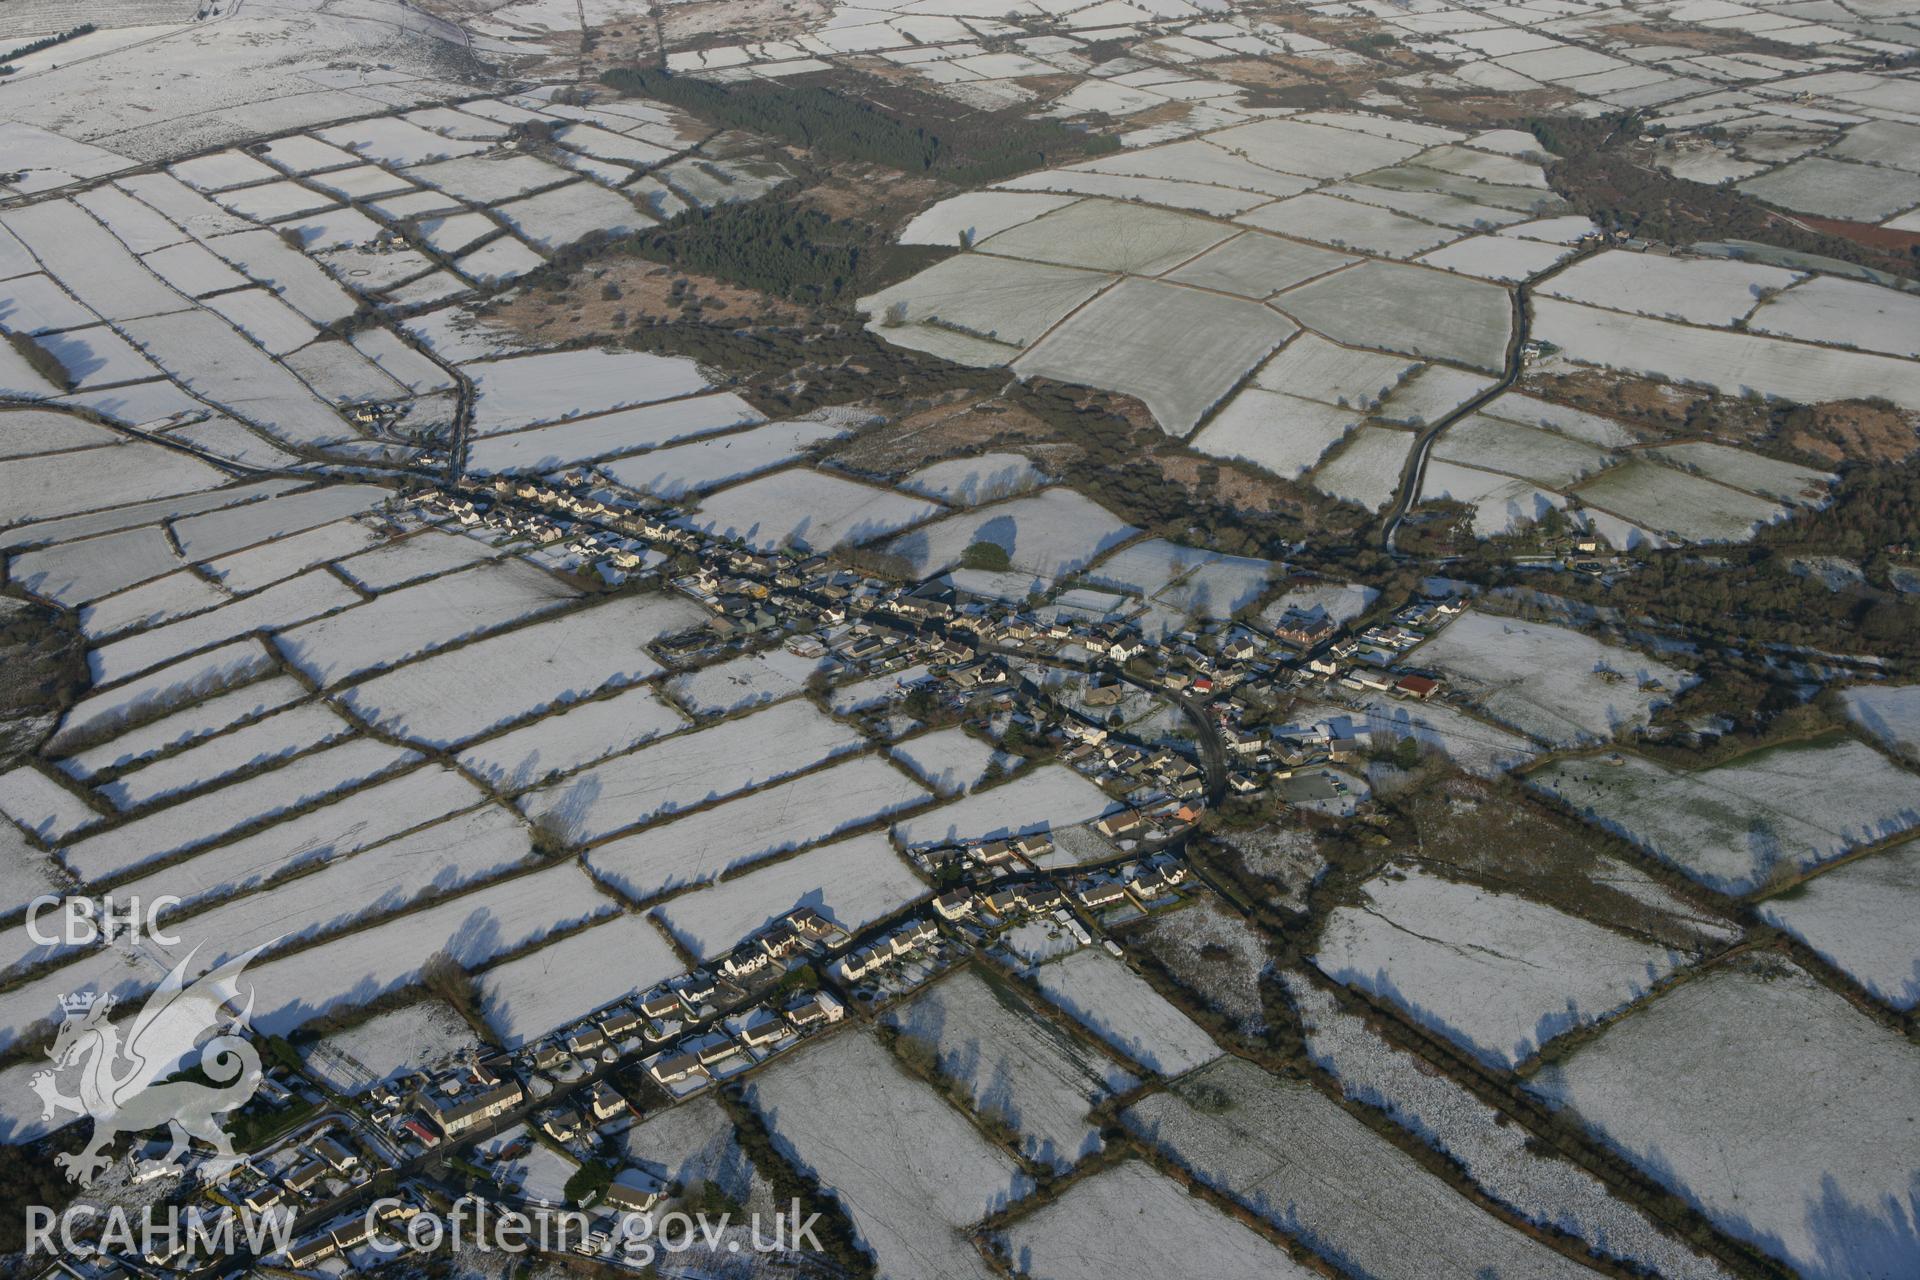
(1575, 457), (1786, 543)
(1418, 462), (1565, 537)
(1431, 413), (1613, 487)
(884, 966), (1137, 1172)
(1128, 897), (1271, 1038)
(977, 197), (1231, 276)
(333, 529), (503, 592)
(50, 640), (279, 755)
(0, 765), (99, 841)
(1646, 442), (1833, 505)
(897, 190), (1079, 246)
(171, 483), (391, 562)
(275, 559), (577, 687)
(200, 519), (384, 595)
(1191, 387), (1359, 480)
(1533, 737), (1920, 893)
(466, 393), (763, 474)
(1541, 252), (1799, 327)
(745, 1030), (1032, 1280)
(598, 416), (850, 498)
(459, 684), (689, 793)
(99, 702), (352, 810)
(1029, 948), (1221, 1077)
(1531, 959), (1920, 1280)
(894, 766), (1120, 849)
(666, 646), (834, 715)
(859, 253), (1113, 352)
(479, 913), (684, 1047)
(884, 488), (1139, 582)
(519, 698), (863, 844)
(90, 570), (361, 685)
(891, 727), (1020, 795)
(899, 452), (1046, 506)
(341, 594), (702, 747)
(300, 1000), (481, 1093)
(994, 1160), (1319, 1280)
(464, 348), (713, 434)
(1307, 425), (1413, 512)
(1349, 694), (1537, 777)
(1758, 839), (1920, 1010)
(2, 443), (229, 526)
(1842, 684), (1920, 761)
(1284, 975), (1732, 1280)
(585, 754), (929, 902)
(1412, 609), (1691, 747)
(1315, 868), (1683, 1068)
(680, 468), (943, 553)
(655, 830), (927, 960)
(1125, 1057), (1599, 1280)
(1274, 261), (1511, 373)
(59, 737), (419, 885)
(1749, 275), (1920, 359)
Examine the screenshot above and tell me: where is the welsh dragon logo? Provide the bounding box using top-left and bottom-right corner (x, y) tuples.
(31, 944), (272, 1188)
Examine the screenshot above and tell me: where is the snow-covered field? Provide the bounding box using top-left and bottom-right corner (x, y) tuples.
(585, 754), (929, 902)
(1307, 426), (1413, 511)
(890, 727), (1020, 795)
(597, 415), (849, 498)
(883, 488), (1138, 581)
(464, 348), (713, 433)
(458, 684), (689, 792)
(1351, 693), (1538, 776)
(88, 570), (361, 685)
(1411, 610), (1691, 746)
(893, 766), (1120, 849)
(899, 452), (1045, 505)
(666, 646), (834, 715)
(300, 1000), (482, 1093)
(98, 701), (353, 810)
(1576, 457), (1786, 544)
(0, 765), (101, 841)
(745, 1031), (1032, 1280)
(1285, 975), (1732, 1280)
(519, 697), (863, 843)
(1841, 684), (1920, 761)
(655, 831), (927, 960)
(680, 468), (942, 553)
(1126, 1058), (1599, 1280)
(1314, 868), (1684, 1068)
(465, 393), (764, 474)
(1757, 839), (1920, 1010)
(1531, 959), (1920, 1280)
(334, 529), (503, 592)
(478, 913), (684, 1047)
(1540, 252), (1798, 327)
(1028, 948), (1221, 1077)
(994, 1160), (1319, 1280)
(1530, 738), (1920, 893)
(1128, 897), (1270, 1038)
(275, 559), (577, 687)
(341, 594), (701, 746)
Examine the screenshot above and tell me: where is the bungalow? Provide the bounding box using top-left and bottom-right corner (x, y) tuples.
(740, 1010), (788, 1048)
(1018, 885), (1065, 913)
(639, 993), (683, 1021)
(1079, 882), (1128, 910)
(697, 1038), (743, 1068)
(650, 1052), (706, 1087)
(284, 1235), (338, 1269)
(604, 1179), (664, 1215)
(566, 1027), (608, 1057)
(541, 1107), (585, 1142)
(972, 840), (1018, 866)
(243, 1185), (287, 1214)
(1096, 810), (1144, 840)
(312, 1135), (358, 1173)
(980, 888), (1021, 917)
(1395, 673), (1440, 699)
(330, 1216), (377, 1252)
(1011, 834), (1053, 860)
(601, 1008), (644, 1041)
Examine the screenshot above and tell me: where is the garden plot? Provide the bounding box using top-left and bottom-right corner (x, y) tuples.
(666, 646), (834, 716)
(1284, 976), (1731, 1280)
(898, 190), (1080, 246)
(1842, 683), (1920, 761)
(883, 488), (1139, 581)
(465, 348), (713, 434)
(1254, 334), (1417, 409)
(656, 830), (927, 961)
(745, 1031), (1032, 1280)
(1574, 457), (1786, 543)
(1531, 959), (1920, 1280)
(858, 252), (1114, 351)
(242, 860), (616, 1040)
(46, 635), (277, 752)
(1240, 192), (1459, 258)
(1418, 462), (1565, 536)
(59, 735), (419, 885)
(479, 913), (683, 1048)
(1431, 413), (1613, 486)
(894, 766), (1121, 849)
(1738, 155), (1920, 221)
(891, 727), (1020, 795)
(332, 529), (498, 591)
(89, 570), (360, 686)
(598, 416), (851, 498)
(1015, 278), (1296, 436)
(1759, 838), (1920, 1010)
(1275, 261), (1511, 373)
(584, 754), (930, 902)
(59, 677), (307, 781)
(341, 594), (700, 747)
(78, 572), (228, 641)
(459, 683), (688, 792)
(1646, 442), (1832, 505)
(995, 1160), (1318, 1280)
(1749, 275), (1920, 359)
(1529, 737), (1920, 894)
(111, 765), (485, 913)
(1315, 868), (1684, 1068)
(976, 197), (1232, 276)
(1029, 948), (1221, 1077)
(0, 766), (100, 842)
(900, 452), (1045, 506)
(151, 801), (535, 979)
(884, 966), (1137, 1172)
(1541, 252), (1798, 327)
(2, 443), (228, 527)
(99, 701), (352, 810)
(1531, 298), (1920, 412)
(680, 468), (943, 553)
(274, 558), (577, 687)
(1127, 1058), (1598, 1280)
(519, 698), (864, 844)
(301, 1000), (481, 1093)
(1412, 609), (1690, 747)
(1307, 426), (1413, 511)
(466, 392), (764, 473)
(493, 181), (651, 249)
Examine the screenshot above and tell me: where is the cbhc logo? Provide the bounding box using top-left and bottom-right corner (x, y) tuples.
(25, 896), (182, 947)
